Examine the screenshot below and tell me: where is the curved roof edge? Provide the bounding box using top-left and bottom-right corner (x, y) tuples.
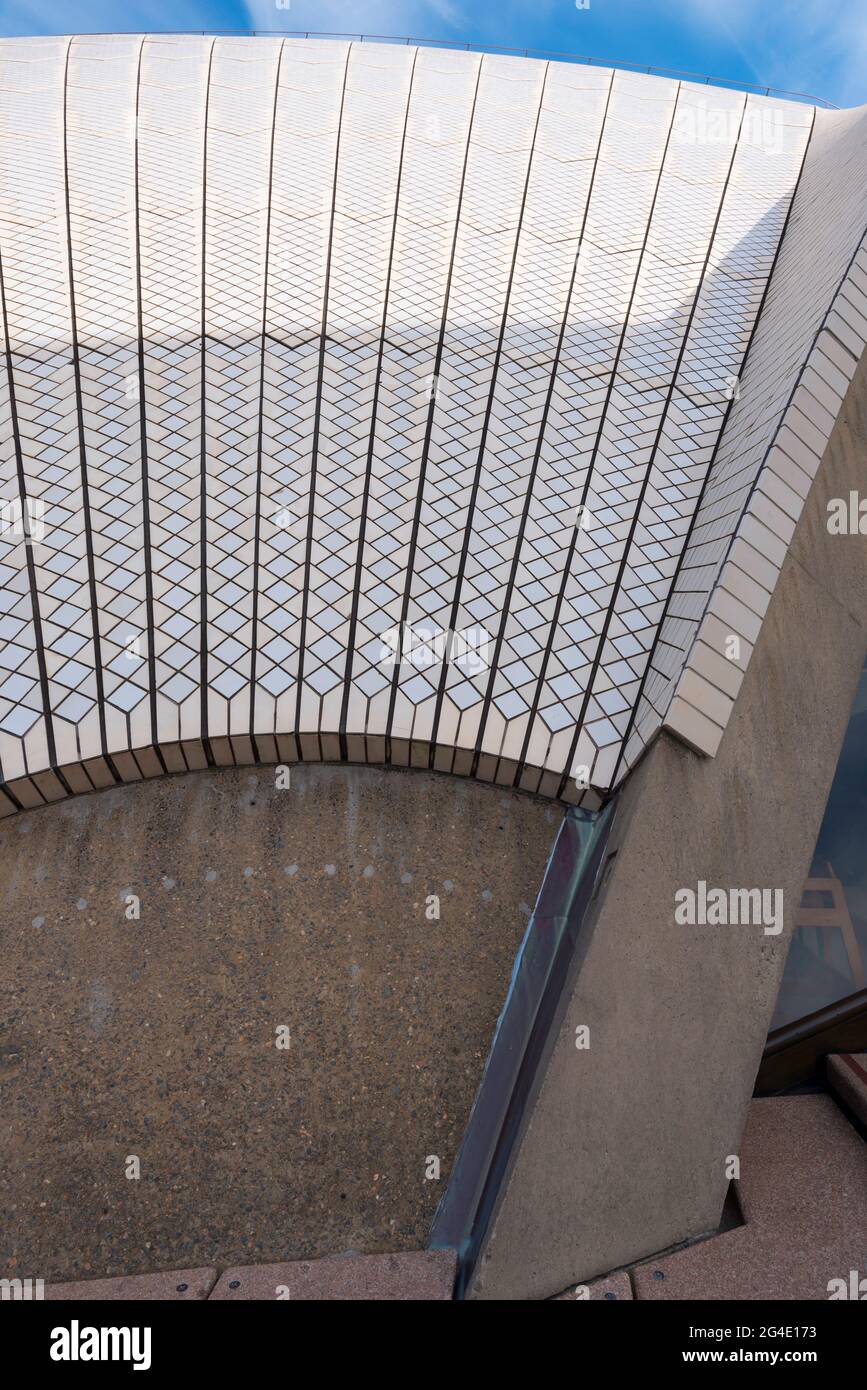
(0, 37), (864, 812)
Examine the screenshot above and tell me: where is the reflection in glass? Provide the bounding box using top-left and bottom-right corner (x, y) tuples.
(771, 659), (867, 1029)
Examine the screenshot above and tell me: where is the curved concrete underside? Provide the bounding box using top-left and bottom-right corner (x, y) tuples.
(2, 35), (866, 814)
(0, 763), (557, 1281)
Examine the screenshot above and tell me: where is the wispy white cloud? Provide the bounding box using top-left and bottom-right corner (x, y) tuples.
(240, 0), (467, 39)
(668, 0), (867, 104)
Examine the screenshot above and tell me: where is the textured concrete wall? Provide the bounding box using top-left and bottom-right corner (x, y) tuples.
(0, 763), (558, 1283)
(469, 336), (867, 1299)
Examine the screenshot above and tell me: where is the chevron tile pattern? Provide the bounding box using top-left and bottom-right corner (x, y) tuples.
(0, 33), (860, 811)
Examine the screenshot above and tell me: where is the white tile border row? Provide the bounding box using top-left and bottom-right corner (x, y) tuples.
(664, 231), (867, 755)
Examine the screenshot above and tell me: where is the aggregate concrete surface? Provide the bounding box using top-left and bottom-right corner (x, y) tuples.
(0, 762), (558, 1283)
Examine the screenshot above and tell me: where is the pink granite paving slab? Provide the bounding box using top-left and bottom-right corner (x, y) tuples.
(45, 1267), (219, 1300)
(827, 1053), (867, 1128)
(209, 1249), (457, 1300)
(632, 1097), (867, 1300)
(553, 1271), (633, 1300)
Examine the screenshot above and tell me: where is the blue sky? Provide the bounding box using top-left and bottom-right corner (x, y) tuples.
(2, 0), (866, 106)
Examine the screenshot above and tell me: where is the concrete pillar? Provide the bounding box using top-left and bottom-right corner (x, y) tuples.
(468, 340), (867, 1300)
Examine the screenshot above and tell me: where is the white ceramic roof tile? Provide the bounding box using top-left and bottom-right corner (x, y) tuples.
(0, 34), (861, 809)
